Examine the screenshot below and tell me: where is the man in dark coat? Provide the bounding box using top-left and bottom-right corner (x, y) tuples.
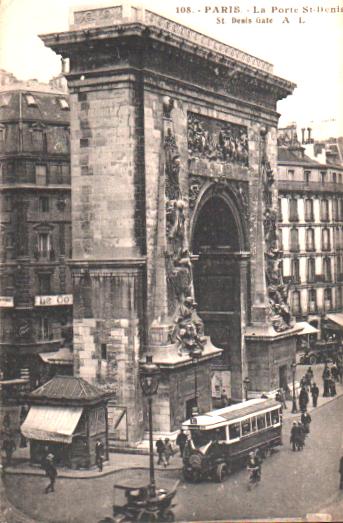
(339, 455), (343, 489)
(329, 377), (337, 397)
(156, 438), (165, 465)
(290, 422), (299, 452)
(322, 363), (331, 397)
(301, 411), (312, 434)
(299, 386), (309, 412)
(311, 382), (319, 407)
(176, 429), (187, 457)
(95, 439), (105, 472)
(43, 454), (57, 494)
(297, 422), (305, 450)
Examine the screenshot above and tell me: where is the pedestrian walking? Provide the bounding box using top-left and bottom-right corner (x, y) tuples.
(339, 455), (343, 489)
(95, 439), (105, 472)
(176, 429), (187, 457)
(2, 435), (16, 466)
(331, 364), (339, 382)
(299, 386), (309, 413)
(310, 382), (319, 407)
(43, 454), (57, 494)
(164, 438), (174, 467)
(305, 367), (314, 387)
(301, 411), (312, 434)
(290, 421), (299, 452)
(329, 377), (337, 397)
(297, 422), (305, 450)
(156, 438), (165, 465)
(322, 363), (331, 397)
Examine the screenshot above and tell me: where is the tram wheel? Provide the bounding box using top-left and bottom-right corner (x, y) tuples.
(215, 463), (227, 483)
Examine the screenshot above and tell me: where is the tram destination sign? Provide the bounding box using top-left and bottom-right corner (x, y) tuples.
(0, 296), (14, 308)
(35, 294), (73, 307)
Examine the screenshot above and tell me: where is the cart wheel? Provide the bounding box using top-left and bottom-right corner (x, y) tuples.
(215, 463), (227, 483)
(161, 510), (175, 522)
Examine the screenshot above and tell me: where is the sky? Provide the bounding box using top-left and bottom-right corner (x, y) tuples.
(0, 0), (342, 139)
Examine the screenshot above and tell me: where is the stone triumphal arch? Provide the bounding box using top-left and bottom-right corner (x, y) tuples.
(42, 4), (299, 446)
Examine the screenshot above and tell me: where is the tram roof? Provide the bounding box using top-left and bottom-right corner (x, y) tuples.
(183, 398), (280, 428)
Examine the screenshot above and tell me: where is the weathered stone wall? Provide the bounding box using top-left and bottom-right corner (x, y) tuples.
(70, 83), (145, 260)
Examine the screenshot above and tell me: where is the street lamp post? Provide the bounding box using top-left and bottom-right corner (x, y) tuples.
(139, 354), (161, 498)
(291, 360), (297, 414)
(190, 346), (202, 414)
(243, 377), (250, 401)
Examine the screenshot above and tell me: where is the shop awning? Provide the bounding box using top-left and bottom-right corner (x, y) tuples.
(21, 405), (83, 444)
(326, 313), (343, 329)
(295, 321), (319, 336)
(39, 347), (73, 366)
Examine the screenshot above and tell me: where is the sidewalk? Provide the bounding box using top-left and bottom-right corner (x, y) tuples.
(4, 364), (342, 480)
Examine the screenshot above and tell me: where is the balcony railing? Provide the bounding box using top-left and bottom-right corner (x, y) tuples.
(278, 180), (343, 193)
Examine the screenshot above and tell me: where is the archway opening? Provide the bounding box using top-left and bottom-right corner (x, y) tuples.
(192, 193), (245, 402)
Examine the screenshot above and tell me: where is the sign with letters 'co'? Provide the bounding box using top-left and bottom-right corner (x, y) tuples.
(35, 294), (73, 307)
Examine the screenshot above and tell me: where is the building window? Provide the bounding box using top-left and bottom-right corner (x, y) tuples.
(278, 198), (282, 221)
(39, 196), (49, 212)
(37, 233), (51, 258)
(320, 199), (329, 222)
(35, 165), (47, 185)
(324, 288), (332, 311)
(290, 228), (299, 252)
(38, 317), (51, 341)
(340, 200), (343, 221)
(337, 287), (342, 308)
(304, 170), (311, 184)
(308, 289), (317, 313)
(289, 198), (299, 222)
(339, 174), (342, 185)
(306, 228), (315, 251)
(321, 171), (326, 184)
(322, 228), (331, 251)
(292, 291), (301, 315)
(38, 273), (51, 294)
(307, 257), (315, 283)
(290, 227), (299, 252)
(277, 230), (283, 251)
(305, 199), (314, 222)
(333, 172), (337, 184)
(25, 94), (37, 107)
(333, 199), (338, 221)
(323, 257), (332, 282)
(288, 169), (295, 180)
(80, 138), (89, 148)
(101, 343), (107, 361)
(291, 257), (300, 283)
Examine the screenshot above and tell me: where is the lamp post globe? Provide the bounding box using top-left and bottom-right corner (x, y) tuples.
(139, 354), (161, 497)
(291, 360), (297, 414)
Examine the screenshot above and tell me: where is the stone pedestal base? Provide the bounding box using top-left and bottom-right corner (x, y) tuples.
(245, 324), (302, 394)
(146, 337), (222, 433)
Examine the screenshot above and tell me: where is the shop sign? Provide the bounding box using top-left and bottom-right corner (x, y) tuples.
(0, 296), (14, 308)
(35, 294), (73, 307)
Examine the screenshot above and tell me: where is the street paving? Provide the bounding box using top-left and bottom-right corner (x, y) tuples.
(3, 394), (343, 522)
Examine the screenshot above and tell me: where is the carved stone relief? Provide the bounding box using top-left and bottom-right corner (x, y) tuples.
(260, 131), (293, 332)
(188, 112), (249, 166)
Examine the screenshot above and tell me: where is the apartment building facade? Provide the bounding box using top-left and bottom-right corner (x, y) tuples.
(277, 126), (343, 337)
(0, 73), (72, 389)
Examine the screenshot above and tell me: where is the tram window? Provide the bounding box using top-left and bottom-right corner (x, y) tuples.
(271, 410), (279, 425)
(241, 419), (251, 436)
(214, 427), (227, 441)
(266, 412), (271, 427)
(257, 414), (266, 430)
(229, 422), (241, 440)
(251, 417), (257, 432)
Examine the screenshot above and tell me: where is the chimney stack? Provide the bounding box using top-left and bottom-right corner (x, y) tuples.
(301, 128), (305, 144)
(307, 127), (312, 144)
